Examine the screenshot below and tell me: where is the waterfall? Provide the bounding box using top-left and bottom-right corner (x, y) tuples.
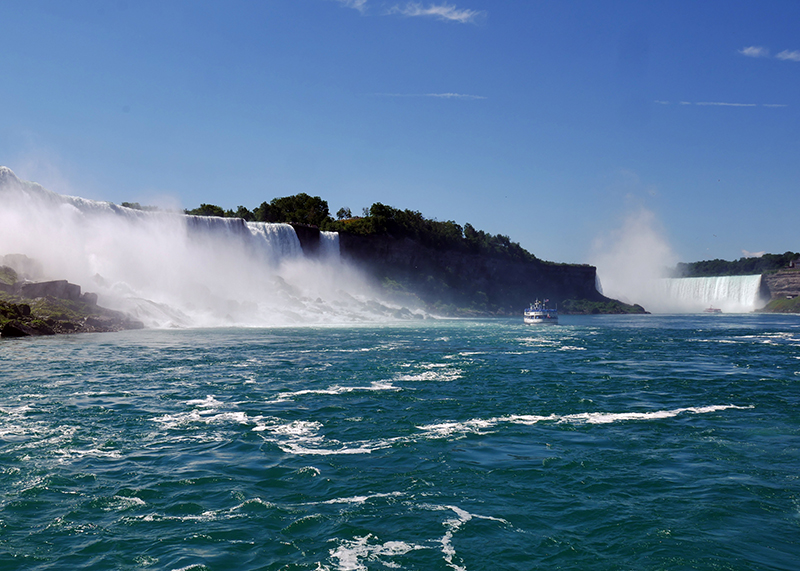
(319, 231), (341, 260)
(246, 221), (304, 262)
(656, 275), (767, 313)
(0, 167), (418, 327)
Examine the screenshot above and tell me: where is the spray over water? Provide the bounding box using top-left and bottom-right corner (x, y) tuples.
(591, 207), (678, 309)
(0, 167), (410, 327)
(591, 206), (767, 313)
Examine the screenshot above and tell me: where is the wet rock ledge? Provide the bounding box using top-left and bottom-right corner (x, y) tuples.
(0, 266), (143, 338)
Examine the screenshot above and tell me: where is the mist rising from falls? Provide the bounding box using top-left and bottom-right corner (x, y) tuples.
(590, 206), (769, 313)
(0, 167), (415, 327)
(591, 207), (679, 310)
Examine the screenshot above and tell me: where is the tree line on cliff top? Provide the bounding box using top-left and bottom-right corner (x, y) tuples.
(675, 252), (798, 277)
(174, 193), (541, 264)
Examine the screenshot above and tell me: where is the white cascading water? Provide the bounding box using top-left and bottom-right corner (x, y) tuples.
(652, 275), (767, 313)
(319, 231), (340, 260)
(0, 167), (415, 327)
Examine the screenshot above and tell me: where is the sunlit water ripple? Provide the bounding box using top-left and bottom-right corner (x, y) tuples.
(1, 314), (799, 570)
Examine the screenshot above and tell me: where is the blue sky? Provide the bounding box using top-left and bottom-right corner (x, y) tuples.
(2, 0), (798, 265)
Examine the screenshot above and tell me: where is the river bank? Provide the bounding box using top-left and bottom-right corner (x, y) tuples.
(0, 265), (143, 338)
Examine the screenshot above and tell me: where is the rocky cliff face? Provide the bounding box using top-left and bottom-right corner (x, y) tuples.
(338, 233), (609, 314)
(763, 270), (800, 299)
(290, 224), (322, 256)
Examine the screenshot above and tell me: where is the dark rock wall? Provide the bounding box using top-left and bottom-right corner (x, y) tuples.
(290, 224), (321, 256)
(338, 233), (603, 311)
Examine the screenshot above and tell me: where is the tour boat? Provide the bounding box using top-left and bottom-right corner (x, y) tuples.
(524, 300), (558, 325)
(704, 307), (722, 314)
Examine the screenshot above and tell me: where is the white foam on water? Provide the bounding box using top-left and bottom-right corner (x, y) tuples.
(230, 497), (275, 511)
(395, 363), (463, 383)
(151, 408), (251, 430)
(185, 395), (224, 408)
(0, 404), (35, 417)
(560, 404), (752, 424)
(328, 534), (428, 571)
(420, 504), (510, 571)
(267, 382), (400, 403)
(106, 495), (147, 511)
(317, 491), (404, 506)
(739, 332), (800, 346)
(321, 502), (510, 571)
(277, 440), (392, 456)
(132, 507), (244, 525)
(416, 419), (498, 438)
(253, 419), (399, 456)
(500, 414), (560, 425)
(262, 420), (323, 437)
(173, 565), (215, 571)
(57, 448), (123, 462)
(519, 336), (562, 347)
(416, 405), (752, 438)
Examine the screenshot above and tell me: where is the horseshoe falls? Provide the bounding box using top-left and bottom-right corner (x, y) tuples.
(654, 275), (768, 313)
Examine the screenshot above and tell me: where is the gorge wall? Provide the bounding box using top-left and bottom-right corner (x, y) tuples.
(762, 270), (800, 299)
(760, 270), (800, 313)
(336, 232), (612, 314)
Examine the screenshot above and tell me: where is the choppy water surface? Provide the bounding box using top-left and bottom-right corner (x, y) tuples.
(1, 314), (799, 570)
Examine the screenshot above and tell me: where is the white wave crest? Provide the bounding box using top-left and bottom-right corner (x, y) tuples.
(417, 405), (751, 438)
(268, 382), (399, 403)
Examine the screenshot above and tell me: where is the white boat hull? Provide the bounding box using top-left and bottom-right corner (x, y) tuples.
(523, 311), (558, 325)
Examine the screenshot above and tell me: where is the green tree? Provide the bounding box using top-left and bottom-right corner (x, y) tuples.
(252, 202), (277, 222)
(234, 205), (254, 221)
(270, 193), (330, 226)
(185, 204), (227, 217)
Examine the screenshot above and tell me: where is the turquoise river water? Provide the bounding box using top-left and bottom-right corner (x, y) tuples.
(1, 314), (799, 570)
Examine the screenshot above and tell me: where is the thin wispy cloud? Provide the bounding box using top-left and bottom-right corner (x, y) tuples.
(388, 2), (485, 24)
(425, 92), (486, 99)
(738, 46), (770, 58)
(334, 1), (485, 23)
(738, 45), (800, 62)
(374, 92), (486, 99)
(654, 100), (787, 108)
(335, 0), (368, 12)
(696, 102), (757, 107)
(776, 49), (800, 62)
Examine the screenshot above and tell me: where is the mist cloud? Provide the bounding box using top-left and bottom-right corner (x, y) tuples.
(591, 206), (679, 309)
(0, 167), (407, 328)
